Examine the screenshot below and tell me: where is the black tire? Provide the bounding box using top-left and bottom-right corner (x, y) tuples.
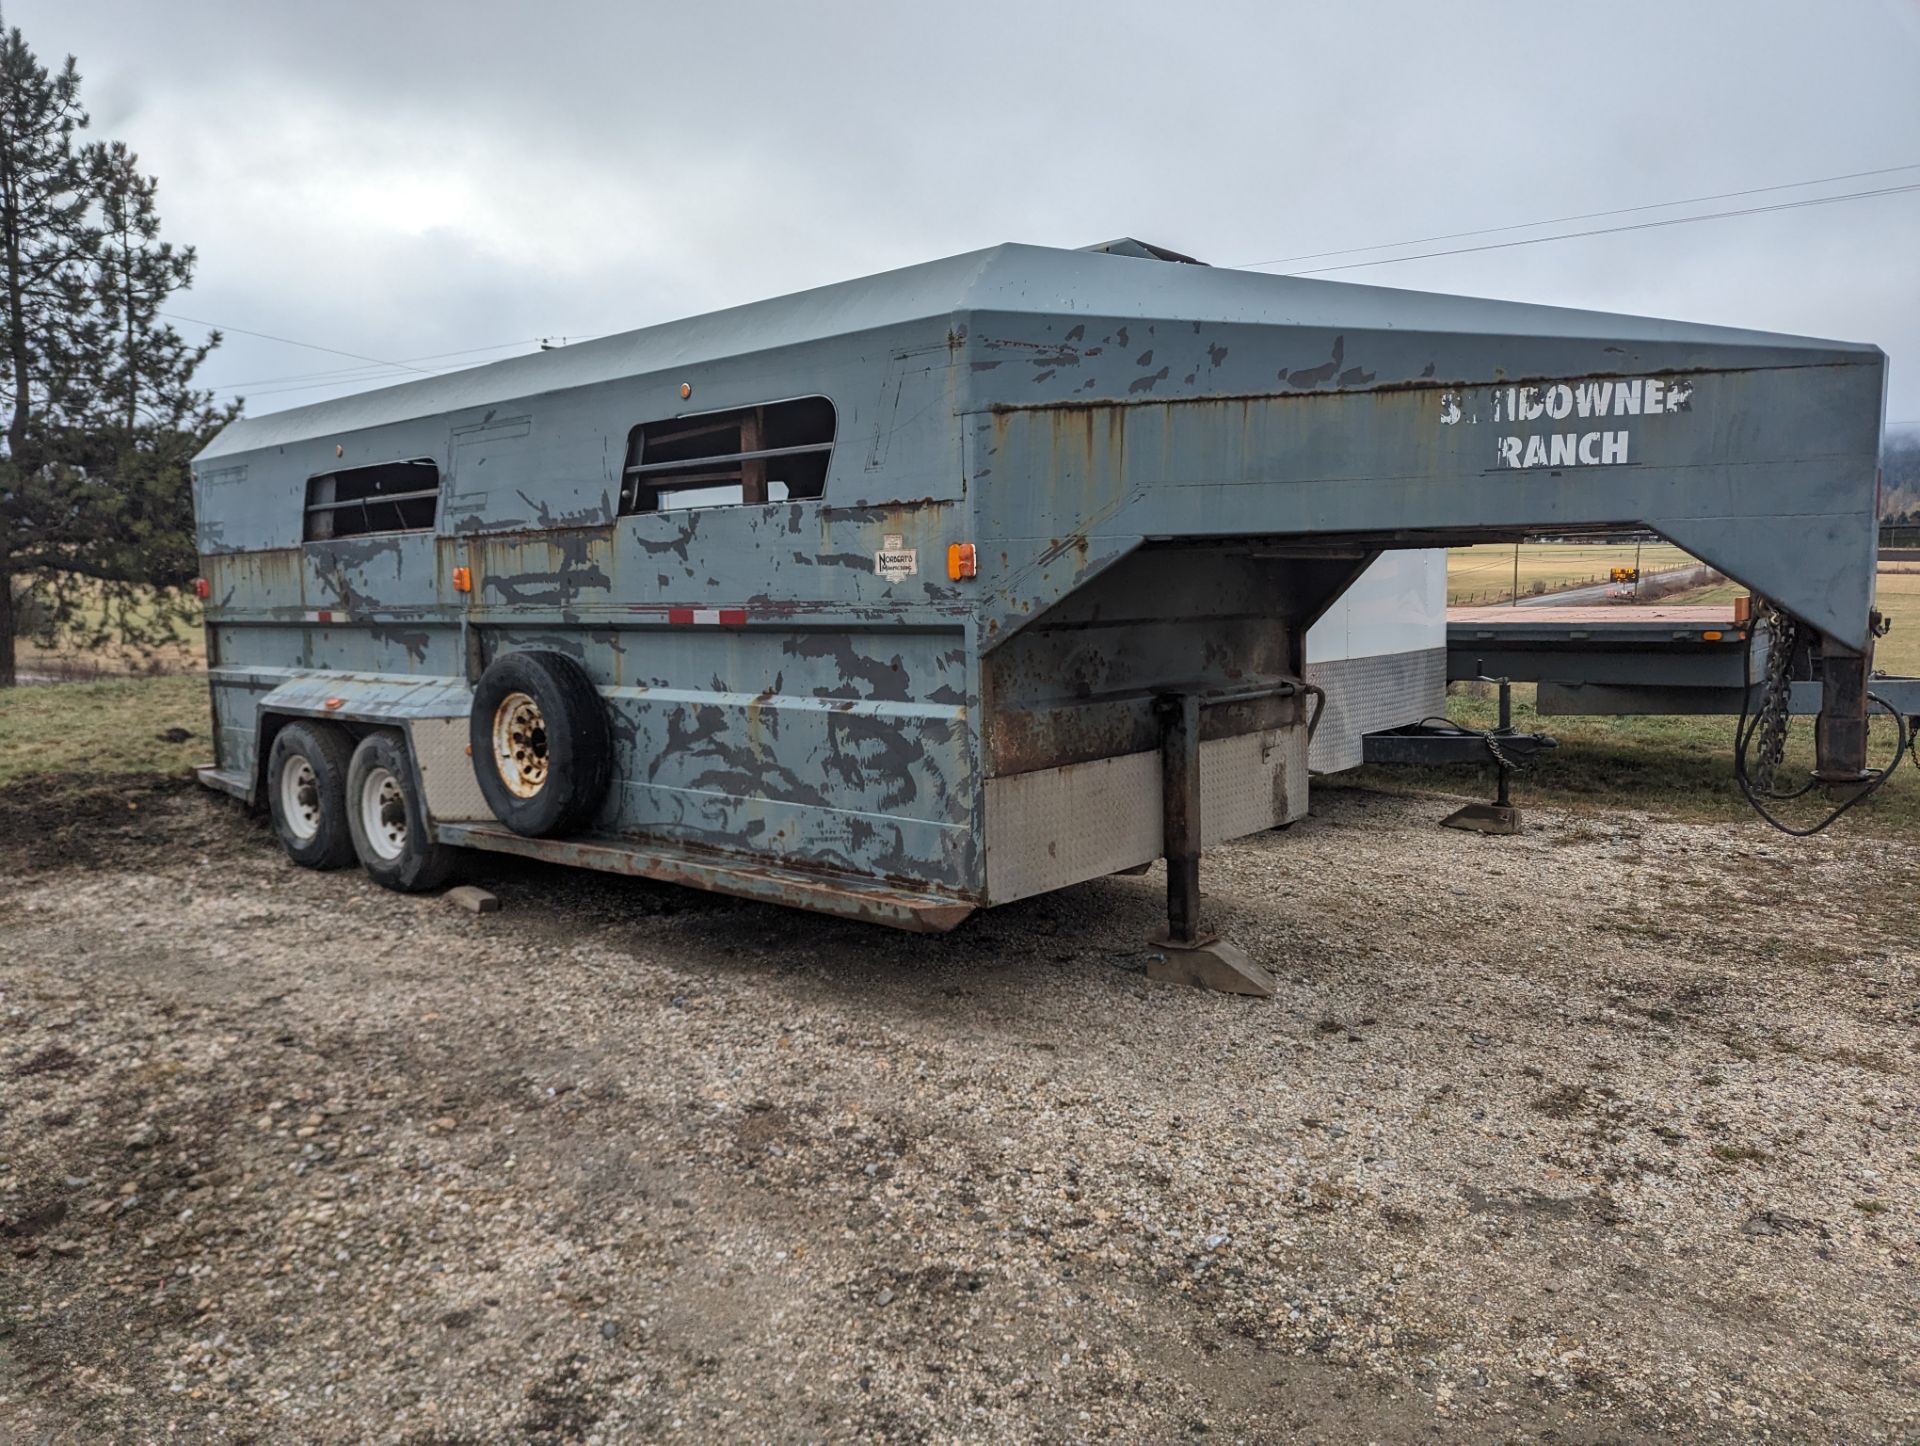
(469, 650), (612, 838)
(345, 730), (458, 893)
(265, 720), (356, 869)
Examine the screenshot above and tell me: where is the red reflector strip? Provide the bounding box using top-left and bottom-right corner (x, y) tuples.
(303, 610), (339, 623)
(667, 608), (747, 625)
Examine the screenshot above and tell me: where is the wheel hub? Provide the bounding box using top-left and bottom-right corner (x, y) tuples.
(492, 691), (550, 798)
(358, 766), (409, 862)
(278, 754), (323, 841)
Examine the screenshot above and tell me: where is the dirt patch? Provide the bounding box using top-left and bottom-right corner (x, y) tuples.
(0, 771), (208, 874)
(1, 785), (1916, 1441)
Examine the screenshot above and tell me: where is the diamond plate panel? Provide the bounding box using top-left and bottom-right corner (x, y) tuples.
(984, 725), (1308, 905)
(1200, 725), (1306, 844)
(408, 717), (492, 822)
(1306, 647), (1447, 773)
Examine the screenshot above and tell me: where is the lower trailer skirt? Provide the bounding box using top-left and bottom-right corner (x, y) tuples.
(982, 724), (1308, 906)
(433, 822), (976, 933)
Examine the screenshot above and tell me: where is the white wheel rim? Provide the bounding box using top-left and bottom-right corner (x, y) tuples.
(358, 766), (409, 862)
(492, 691), (549, 798)
(278, 753), (322, 841)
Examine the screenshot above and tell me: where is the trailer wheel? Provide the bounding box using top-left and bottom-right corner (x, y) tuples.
(266, 720), (356, 869)
(346, 731), (457, 893)
(470, 650), (612, 838)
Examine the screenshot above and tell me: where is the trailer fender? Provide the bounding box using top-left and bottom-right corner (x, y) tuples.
(251, 672), (492, 827)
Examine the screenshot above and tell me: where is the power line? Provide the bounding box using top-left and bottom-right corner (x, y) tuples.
(207, 338), (556, 392)
(159, 311), (433, 376)
(230, 366), (495, 402)
(203, 333), (613, 401)
(210, 333), (614, 404)
(1271, 180), (1920, 277)
(1237, 161), (1920, 270)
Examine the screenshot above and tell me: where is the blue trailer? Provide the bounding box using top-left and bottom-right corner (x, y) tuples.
(190, 240), (1891, 987)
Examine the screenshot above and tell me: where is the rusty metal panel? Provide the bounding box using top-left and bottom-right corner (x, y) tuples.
(434, 821), (975, 932)
(970, 364), (1881, 653)
(596, 676), (975, 892)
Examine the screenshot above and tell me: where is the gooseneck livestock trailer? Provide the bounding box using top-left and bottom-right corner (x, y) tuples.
(191, 239), (1890, 978)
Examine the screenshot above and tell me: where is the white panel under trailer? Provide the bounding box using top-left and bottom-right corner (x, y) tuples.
(1305, 551), (1448, 773)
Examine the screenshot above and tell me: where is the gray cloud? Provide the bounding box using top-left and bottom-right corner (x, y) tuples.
(14, 0), (1920, 425)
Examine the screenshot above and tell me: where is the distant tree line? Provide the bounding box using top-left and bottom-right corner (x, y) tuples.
(0, 23), (232, 687)
(1881, 431), (1920, 525)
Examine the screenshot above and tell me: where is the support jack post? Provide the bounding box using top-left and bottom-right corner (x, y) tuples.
(1441, 670), (1523, 836)
(1144, 691), (1274, 998)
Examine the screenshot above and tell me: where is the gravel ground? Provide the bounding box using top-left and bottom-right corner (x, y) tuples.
(1, 780), (1916, 1442)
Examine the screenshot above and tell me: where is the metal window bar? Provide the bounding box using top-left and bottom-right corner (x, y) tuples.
(305, 488), (438, 539)
(304, 487), (442, 513)
(621, 441), (835, 476)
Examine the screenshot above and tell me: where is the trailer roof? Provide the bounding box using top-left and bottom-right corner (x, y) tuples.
(197, 241), (1877, 463)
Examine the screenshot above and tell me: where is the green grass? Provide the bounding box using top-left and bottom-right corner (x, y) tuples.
(0, 675), (209, 791)
(1874, 570), (1920, 676)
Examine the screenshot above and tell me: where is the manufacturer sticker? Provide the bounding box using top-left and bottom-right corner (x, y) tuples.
(875, 546), (918, 582)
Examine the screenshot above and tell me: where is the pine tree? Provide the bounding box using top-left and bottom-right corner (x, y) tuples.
(0, 25), (228, 686)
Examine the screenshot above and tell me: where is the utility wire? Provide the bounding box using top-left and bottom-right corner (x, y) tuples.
(219, 338), (612, 403)
(160, 310), (433, 375)
(1238, 160), (1920, 270)
(1270, 181), (1920, 277)
(203, 333), (612, 401)
(208, 338), (556, 391)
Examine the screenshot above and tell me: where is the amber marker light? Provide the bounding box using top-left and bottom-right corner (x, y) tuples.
(452, 566), (472, 593)
(679, 382), (692, 399)
(947, 542), (977, 581)
(323, 697), (346, 710)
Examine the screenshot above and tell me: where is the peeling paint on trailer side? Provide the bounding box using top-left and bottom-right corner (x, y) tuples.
(192, 241), (1887, 921)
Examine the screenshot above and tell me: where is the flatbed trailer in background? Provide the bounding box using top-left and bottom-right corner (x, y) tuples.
(1446, 605), (1920, 718)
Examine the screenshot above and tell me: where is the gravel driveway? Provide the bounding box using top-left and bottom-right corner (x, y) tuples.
(2, 780), (1915, 1442)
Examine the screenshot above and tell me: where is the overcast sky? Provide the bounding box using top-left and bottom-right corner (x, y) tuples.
(14, 0), (1920, 429)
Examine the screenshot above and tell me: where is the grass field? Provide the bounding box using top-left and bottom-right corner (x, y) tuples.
(12, 576), (204, 680)
(1447, 542), (1698, 605)
(0, 674), (208, 791)
(1652, 577), (1749, 609)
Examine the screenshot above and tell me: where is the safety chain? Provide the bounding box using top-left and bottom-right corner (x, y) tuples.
(1747, 601), (1798, 797)
(1483, 729), (1524, 775)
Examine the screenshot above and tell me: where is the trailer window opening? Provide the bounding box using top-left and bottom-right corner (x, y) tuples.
(304, 459), (440, 540)
(620, 397), (834, 514)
